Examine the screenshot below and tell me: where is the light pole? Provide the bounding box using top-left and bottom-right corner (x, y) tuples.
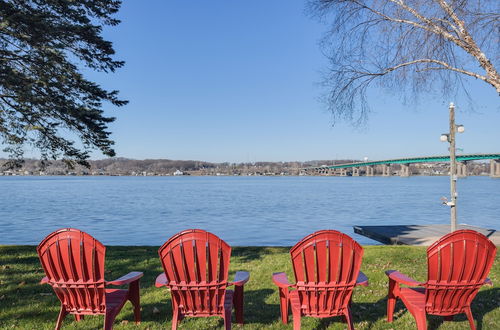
(440, 102), (465, 232)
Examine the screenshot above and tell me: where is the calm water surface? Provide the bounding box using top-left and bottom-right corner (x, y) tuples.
(0, 176), (498, 246)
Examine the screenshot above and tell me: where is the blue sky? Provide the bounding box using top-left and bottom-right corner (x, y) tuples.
(47, 1), (500, 162)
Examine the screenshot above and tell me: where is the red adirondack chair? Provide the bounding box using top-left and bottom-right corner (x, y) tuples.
(386, 229), (497, 330)
(272, 230), (368, 330)
(155, 229), (250, 330)
(37, 228), (143, 330)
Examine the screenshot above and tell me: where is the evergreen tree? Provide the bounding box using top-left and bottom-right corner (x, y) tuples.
(0, 0), (126, 166)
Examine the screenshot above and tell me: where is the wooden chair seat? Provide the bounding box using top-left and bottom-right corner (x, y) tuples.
(105, 289), (129, 313)
(399, 287), (426, 313)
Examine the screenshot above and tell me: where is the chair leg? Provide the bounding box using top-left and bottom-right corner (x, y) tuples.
(55, 306), (67, 330)
(103, 312), (117, 330)
(278, 287), (289, 324)
(223, 307), (232, 330)
(128, 280), (141, 324)
(387, 279), (399, 322)
(413, 311), (427, 330)
(464, 308), (476, 330)
(74, 314), (84, 321)
(291, 298), (301, 330)
(171, 308), (179, 330)
(233, 285), (244, 325)
(344, 307), (355, 330)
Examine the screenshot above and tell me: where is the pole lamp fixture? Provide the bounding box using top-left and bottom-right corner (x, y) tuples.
(440, 102), (465, 232)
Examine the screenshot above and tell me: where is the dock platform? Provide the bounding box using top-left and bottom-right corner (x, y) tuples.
(353, 224), (499, 246)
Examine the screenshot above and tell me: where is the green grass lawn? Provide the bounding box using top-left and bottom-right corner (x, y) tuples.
(0, 245), (498, 329)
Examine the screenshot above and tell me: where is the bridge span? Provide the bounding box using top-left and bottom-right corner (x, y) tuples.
(304, 154), (500, 177)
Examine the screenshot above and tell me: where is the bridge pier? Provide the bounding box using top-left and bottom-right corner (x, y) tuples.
(491, 159), (500, 177)
(400, 164), (410, 177)
(340, 169), (347, 176)
(457, 162), (467, 177)
(366, 166), (374, 176)
(381, 164), (391, 176)
(352, 167), (360, 176)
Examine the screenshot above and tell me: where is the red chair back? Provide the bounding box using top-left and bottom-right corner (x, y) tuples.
(290, 230), (364, 317)
(425, 229), (497, 315)
(158, 229), (231, 316)
(37, 228), (107, 314)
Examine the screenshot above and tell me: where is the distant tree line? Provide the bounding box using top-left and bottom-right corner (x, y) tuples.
(0, 158), (356, 176)
(0, 158), (491, 176)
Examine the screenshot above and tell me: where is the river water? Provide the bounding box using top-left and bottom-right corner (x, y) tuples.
(0, 176), (498, 246)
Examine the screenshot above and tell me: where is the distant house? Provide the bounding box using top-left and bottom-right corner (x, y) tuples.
(173, 170), (183, 176)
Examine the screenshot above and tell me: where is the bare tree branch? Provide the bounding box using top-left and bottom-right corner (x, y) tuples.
(366, 58), (488, 81)
(309, 0), (500, 123)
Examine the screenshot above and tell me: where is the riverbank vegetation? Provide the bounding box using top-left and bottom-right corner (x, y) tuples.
(0, 245), (498, 329)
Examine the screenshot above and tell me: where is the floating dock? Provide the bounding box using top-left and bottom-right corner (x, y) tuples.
(353, 224), (499, 246)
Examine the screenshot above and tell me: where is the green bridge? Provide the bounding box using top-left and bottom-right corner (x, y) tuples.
(304, 153), (500, 177)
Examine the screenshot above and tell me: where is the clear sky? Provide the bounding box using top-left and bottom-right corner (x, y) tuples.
(49, 1), (500, 162)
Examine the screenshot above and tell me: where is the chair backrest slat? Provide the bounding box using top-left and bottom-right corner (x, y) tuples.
(425, 230), (496, 315)
(290, 230), (363, 317)
(158, 229), (231, 316)
(37, 228), (106, 314)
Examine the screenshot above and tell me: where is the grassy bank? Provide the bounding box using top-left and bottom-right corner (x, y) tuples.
(0, 245), (498, 329)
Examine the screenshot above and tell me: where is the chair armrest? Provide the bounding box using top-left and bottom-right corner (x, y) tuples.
(155, 273), (168, 288)
(106, 271), (143, 286)
(356, 271), (369, 286)
(484, 278), (492, 286)
(385, 270), (423, 287)
(232, 271), (250, 286)
(272, 272), (294, 288)
(40, 276), (49, 284)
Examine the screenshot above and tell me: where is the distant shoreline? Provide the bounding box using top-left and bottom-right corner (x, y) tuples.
(1, 157), (494, 177)
(0, 173), (495, 177)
